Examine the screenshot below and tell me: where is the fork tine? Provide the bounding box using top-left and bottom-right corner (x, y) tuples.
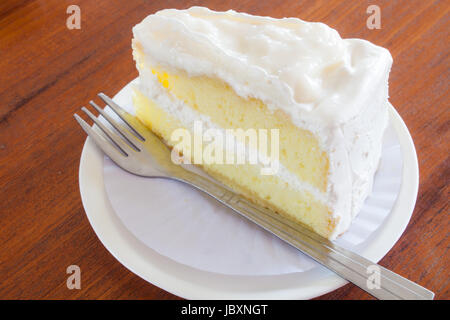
(74, 114), (128, 162)
(97, 92), (145, 141)
(89, 100), (141, 152)
(81, 107), (132, 156)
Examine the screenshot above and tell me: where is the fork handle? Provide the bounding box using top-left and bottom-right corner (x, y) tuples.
(175, 170), (434, 300)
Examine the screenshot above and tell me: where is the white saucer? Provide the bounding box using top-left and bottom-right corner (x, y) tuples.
(78, 81), (418, 299)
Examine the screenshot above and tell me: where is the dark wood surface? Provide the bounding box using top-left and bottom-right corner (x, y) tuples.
(0, 0), (448, 300)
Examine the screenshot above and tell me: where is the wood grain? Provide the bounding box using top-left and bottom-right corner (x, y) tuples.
(0, 0), (448, 300)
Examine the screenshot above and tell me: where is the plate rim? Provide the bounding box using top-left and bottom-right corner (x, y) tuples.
(78, 82), (418, 299)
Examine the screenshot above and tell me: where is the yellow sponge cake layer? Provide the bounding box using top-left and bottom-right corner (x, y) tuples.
(133, 89), (338, 238)
(151, 67), (329, 193)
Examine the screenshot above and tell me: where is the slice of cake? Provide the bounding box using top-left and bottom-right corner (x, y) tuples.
(131, 7), (393, 239)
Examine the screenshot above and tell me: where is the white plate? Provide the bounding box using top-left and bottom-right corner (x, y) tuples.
(78, 81), (419, 299)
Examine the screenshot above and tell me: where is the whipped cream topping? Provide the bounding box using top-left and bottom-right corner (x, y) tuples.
(132, 7), (393, 238)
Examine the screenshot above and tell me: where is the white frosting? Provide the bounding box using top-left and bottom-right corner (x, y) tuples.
(132, 7), (392, 238)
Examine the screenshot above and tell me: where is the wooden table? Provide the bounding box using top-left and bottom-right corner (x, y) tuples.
(0, 0), (448, 300)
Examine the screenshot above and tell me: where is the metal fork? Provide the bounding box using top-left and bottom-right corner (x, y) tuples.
(74, 93), (434, 300)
